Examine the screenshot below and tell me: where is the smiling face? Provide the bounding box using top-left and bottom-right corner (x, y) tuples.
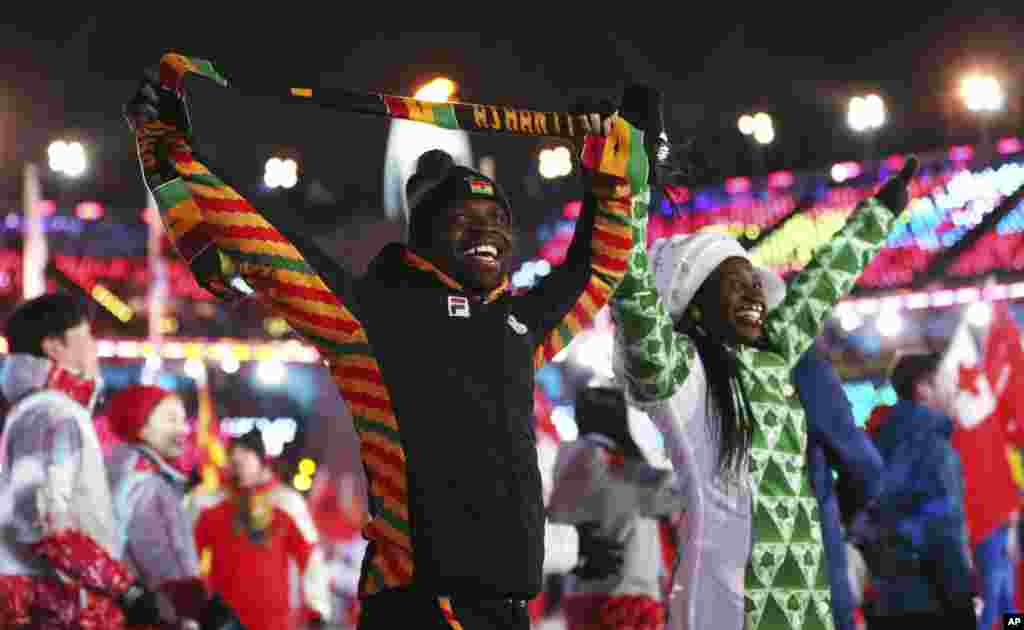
(423, 198), (513, 293)
(695, 257), (767, 346)
(139, 396), (189, 460)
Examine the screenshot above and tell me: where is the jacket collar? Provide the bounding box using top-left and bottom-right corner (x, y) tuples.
(130, 443), (189, 486)
(402, 248), (509, 304)
(369, 243), (510, 304)
(0, 354), (102, 412)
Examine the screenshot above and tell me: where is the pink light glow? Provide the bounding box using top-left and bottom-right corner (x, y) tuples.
(768, 171), (794, 188)
(725, 177), (751, 194)
(949, 145), (974, 162)
(997, 137), (1023, 155)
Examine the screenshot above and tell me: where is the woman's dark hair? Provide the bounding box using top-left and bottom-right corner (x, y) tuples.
(675, 286), (754, 475)
(4, 293), (88, 358)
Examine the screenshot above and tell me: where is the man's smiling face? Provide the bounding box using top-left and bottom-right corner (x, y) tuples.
(425, 198), (513, 293)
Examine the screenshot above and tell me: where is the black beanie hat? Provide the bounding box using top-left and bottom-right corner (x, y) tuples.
(406, 149), (512, 248)
(575, 386), (645, 461)
(230, 429), (267, 459)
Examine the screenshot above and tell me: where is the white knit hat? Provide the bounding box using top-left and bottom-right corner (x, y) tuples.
(649, 231), (786, 322)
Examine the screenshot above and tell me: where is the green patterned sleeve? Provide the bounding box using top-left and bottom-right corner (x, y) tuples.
(763, 197), (899, 366)
(611, 196), (694, 403)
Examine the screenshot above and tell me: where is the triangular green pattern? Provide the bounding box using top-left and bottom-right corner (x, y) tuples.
(746, 590), (770, 630)
(800, 469), (814, 496)
(761, 421), (784, 451)
(752, 421), (770, 449)
(829, 242), (861, 274)
(780, 454), (806, 496)
(793, 542), (822, 589)
(784, 590), (812, 629)
(807, 499), (824, 542)
(809, 274), (841, 304)
(771, 499), (799, 544)
(774, 414), (803, 454)
(759, 458), (791, 497)
(753, 350), (787, 368)
(750, 449), (772, 487)
(790, 500), (816, 544)
(748, 381), (777, 405)
(756, 591), (793, 630)
(772, 545), (810, 589)
(754, 500), (786, 543)
(750, 542), (789, 589)
(801, 594), (832, 630)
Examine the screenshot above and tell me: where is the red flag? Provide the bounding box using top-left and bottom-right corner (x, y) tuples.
(985, 301), (1024, 447)
(942, 314), (1019, 546)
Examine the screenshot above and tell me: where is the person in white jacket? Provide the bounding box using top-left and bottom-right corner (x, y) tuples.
(548, 386), (684, 630)
(0, 293), (164, 628)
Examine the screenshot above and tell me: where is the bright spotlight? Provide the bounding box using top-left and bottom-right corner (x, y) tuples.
(414, 78), (456, 103)
(257, 359), (286, 385)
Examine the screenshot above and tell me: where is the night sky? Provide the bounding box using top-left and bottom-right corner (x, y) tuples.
(2, 9), (1022, 239)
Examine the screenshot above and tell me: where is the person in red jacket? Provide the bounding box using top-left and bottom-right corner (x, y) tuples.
(195, 429), (330, 630)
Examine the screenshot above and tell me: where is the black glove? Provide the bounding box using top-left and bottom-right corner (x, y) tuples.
(117, 583), (163, 627)
(874, 155), (920, 213)
(572, 523), (625, 581)
(124, 66), (193, 136)
(198, 593), (247, 630)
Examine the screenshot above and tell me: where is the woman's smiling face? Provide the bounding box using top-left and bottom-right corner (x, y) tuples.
(697, 257), (767, 346)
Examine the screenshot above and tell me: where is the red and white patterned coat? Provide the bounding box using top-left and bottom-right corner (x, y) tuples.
(0, 354), (135, 629)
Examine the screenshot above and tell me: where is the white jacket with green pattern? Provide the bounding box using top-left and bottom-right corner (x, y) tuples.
(611, 196), (900, 630)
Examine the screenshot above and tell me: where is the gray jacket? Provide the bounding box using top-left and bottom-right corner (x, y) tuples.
(547, 433), (683, 598)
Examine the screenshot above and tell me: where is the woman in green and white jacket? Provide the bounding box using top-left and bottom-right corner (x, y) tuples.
(609, 159), (918, 630)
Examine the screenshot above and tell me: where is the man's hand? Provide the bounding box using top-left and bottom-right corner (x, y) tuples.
(569, 96), (617, 158)
(875, 156), (920, 213)
(124, 66), (192, 135)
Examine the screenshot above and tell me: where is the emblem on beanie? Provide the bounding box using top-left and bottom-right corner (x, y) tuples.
(468, 178), (494, 196)
(448, 295), (470, 318)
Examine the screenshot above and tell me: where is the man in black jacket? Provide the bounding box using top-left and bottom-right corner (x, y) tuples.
(125, 54), (659, 629)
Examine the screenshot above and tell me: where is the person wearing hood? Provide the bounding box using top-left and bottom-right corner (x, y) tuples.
(547, 385), (683, 630)
(0, 293), (164, 628)
(105, 384), (245, 629)
(609, 155), (919, 630)
(194, 429), (331, 630)
(125, 55), (659, 630)
(850, 354), (976, 628)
